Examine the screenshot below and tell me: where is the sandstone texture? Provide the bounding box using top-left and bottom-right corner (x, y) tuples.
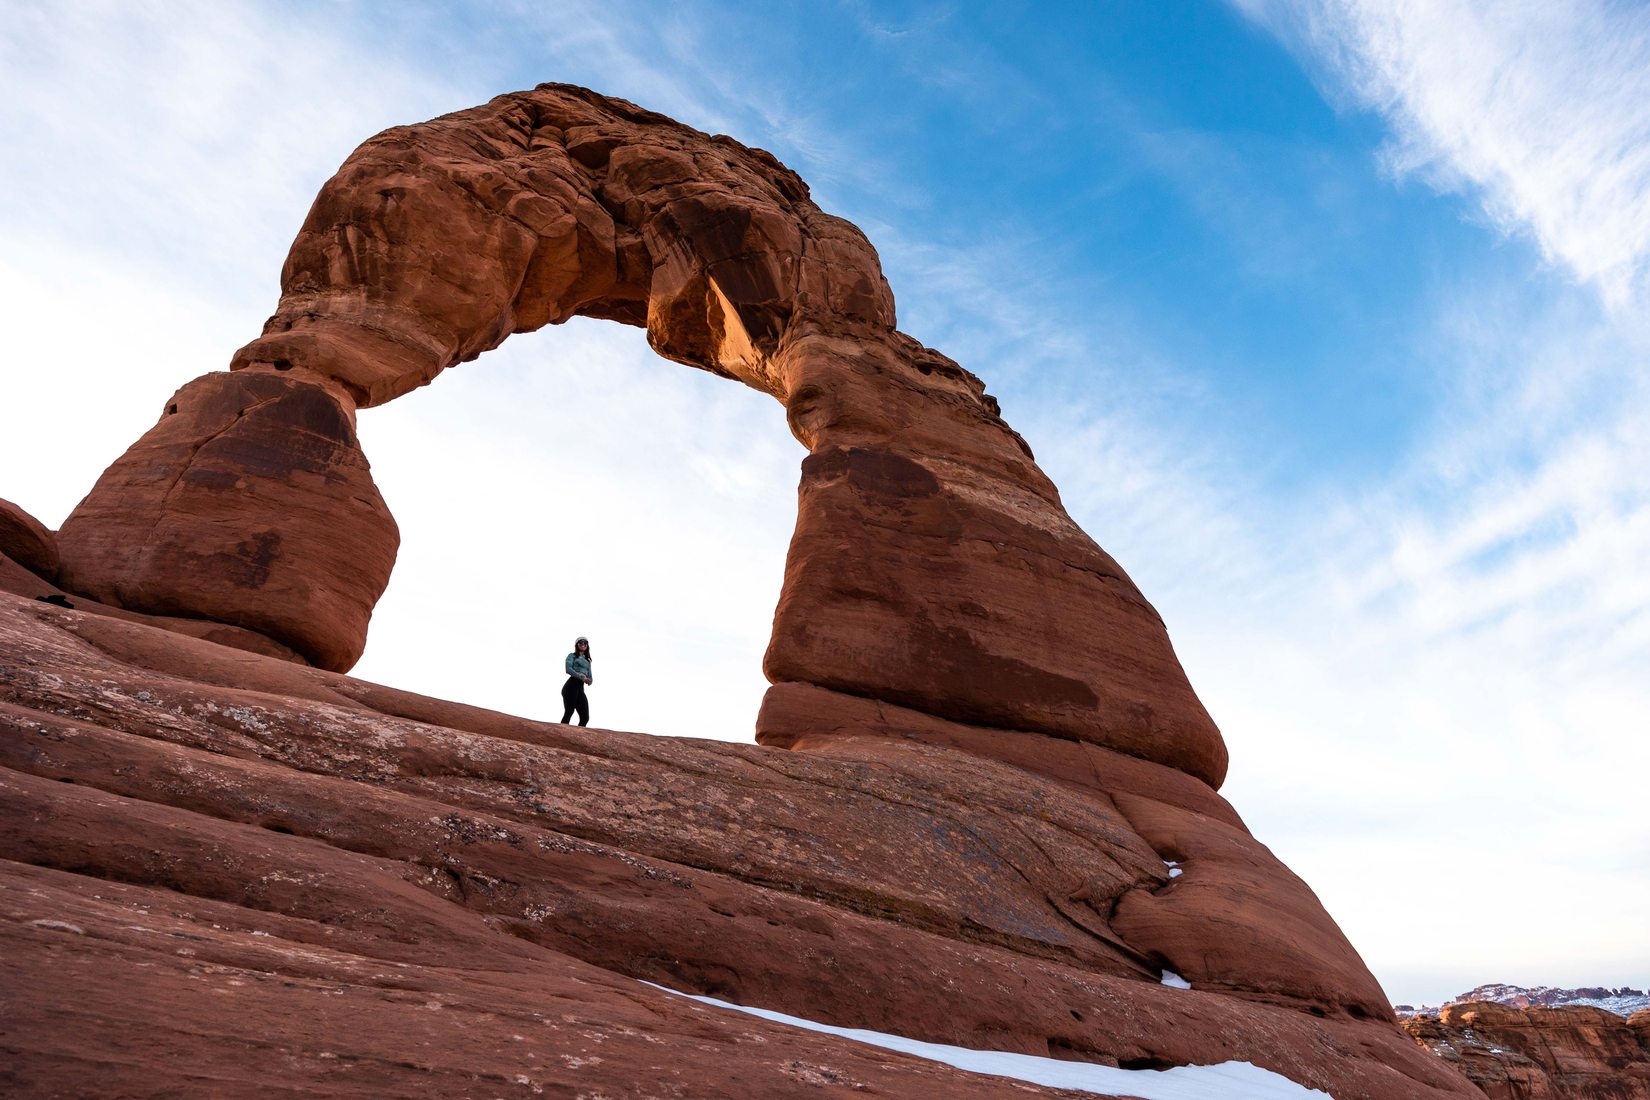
(1403, 1001), (1650, 1099)
(56, 370), (397, 672)
(2, 517), (305, 663)
(0, 589), (1477, 1098)
(5, 85), (1498, 1097)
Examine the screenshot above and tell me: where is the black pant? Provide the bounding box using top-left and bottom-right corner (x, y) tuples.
(560, 676), (589, 726)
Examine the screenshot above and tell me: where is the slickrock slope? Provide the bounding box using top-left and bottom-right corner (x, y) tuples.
(1403, 1002), (1650, 1099)
(1, 585), (1471, 1098)
(7, 85), (1485, 1097)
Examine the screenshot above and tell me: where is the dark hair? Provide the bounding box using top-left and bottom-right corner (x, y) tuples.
(574, 637), (592, 662)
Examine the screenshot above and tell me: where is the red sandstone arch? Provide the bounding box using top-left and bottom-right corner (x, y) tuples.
(55, 84), (1227, 786)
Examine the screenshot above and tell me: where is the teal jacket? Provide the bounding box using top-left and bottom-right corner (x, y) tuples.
(565, 653), (592, 683)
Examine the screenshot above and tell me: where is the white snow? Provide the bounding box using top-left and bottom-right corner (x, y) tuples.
(1566, 993), (1650, 1016)
(644, 982), (1329, 1099)
(1164, 860), (1184, 879)
(1160, 969), (1193, 989)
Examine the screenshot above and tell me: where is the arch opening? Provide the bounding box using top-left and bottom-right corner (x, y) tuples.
(348, 315), (798, 740)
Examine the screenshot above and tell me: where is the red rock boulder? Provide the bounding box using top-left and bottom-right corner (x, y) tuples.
(0, 496), (58, 582)
(56, 370), (396, 671)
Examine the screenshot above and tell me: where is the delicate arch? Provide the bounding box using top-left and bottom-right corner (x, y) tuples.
(56, 85), (1227, 786)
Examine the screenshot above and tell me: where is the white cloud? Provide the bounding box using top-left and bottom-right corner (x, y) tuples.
(0, 0), (476, 524)
(1232, 0), (1650, 308)
(1191, 0), (1650, 1004)
(0, 0), (469, 294)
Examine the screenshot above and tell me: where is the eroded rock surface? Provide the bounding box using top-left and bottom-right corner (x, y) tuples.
(1403, 1002), (1650, 1099)
(0, 589), (1476, 1098)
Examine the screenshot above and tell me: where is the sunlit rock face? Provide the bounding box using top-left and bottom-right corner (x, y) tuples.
(10, 86), (1489, 1098)
(0, 587), (1475, 1098)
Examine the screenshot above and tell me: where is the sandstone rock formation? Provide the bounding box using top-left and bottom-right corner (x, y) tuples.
(1403, 1002), (1650, 1099)
(4, 85), (1494, 1097)
(1, 508), (305, 662)
(0, 497), (58, 582)
(55, 371), (396, 672)
(1436, 984), (1650, 1015)
(54, 83), (1224, 786)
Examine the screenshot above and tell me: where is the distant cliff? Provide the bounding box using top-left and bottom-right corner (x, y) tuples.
(1397, 983), (1650, 1018)
(1403, 1000), (1650, 1099)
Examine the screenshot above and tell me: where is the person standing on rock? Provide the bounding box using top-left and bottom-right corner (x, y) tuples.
(561, 636), (593, 726)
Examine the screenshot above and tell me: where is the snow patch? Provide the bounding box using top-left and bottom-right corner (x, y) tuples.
(1161, 970), (1193, 989)
(644, 982), (1328, 1098)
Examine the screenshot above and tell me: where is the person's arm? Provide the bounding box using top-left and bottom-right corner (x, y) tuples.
(565, 653), (575, 676)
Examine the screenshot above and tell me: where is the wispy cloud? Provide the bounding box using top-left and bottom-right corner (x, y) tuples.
(0, 0), (473, 527)
(1205, 0), (1650, 998)
(0, 0), (469, 294)
(1231, 0), (1650, 308)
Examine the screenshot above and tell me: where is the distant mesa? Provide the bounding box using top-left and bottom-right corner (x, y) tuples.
(1397, 982), (1650, 1018)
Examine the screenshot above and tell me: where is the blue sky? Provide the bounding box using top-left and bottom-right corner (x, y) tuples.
(3, 1), (1646, 1006)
